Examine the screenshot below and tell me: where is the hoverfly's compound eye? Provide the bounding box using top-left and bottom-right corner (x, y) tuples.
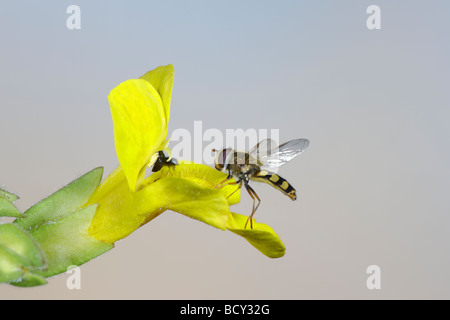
(214, 148), (232, 171)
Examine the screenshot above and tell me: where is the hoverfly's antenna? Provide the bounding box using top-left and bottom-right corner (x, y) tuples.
(211, 148), (217, 153)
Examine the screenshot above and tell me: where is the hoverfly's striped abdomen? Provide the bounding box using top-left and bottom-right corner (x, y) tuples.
(251, 170), (297, 200)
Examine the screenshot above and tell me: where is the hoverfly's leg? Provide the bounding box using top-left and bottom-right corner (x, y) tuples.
(215, 169), (234, 189)
(226, 181), (242, 199)
(215, 175), (232, 189)
(244, 183), (261, 229)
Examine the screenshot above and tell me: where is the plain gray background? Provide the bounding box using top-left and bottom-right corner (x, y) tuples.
(1, 1), (449, 299)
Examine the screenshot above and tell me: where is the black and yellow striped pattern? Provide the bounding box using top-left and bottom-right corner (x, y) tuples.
(251, 170), (297, 200)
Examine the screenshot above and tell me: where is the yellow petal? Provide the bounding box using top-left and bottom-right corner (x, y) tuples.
(139, 64), (174, 130)
(108, 79), (166, 191)
(144, 163), (241, 205)
(142, 177), (232, 230)
(87, 166), (233, 243)
(226, 212), (286, 258)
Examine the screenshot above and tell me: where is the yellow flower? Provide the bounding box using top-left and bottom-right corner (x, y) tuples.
(109, 65), (173, 192)
(87, 65), (286, 258)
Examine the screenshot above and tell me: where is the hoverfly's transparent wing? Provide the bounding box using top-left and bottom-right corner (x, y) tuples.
(248, 139), (277, 165)
(257, 139), (309, 170)
(248, 139), (278, 159)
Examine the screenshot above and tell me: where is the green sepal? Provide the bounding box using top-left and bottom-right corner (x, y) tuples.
(0, 223), (46, 268)
(0, 188), (23, 218)
(15, 167), (104, 230)
(0, 223), (47, 286)
(0, 244), (28, 283)
(9, 272), (47, 287)
(30, 204), (113, 278)
(0, 240), (46, 286)
(0, 188), (18, 202)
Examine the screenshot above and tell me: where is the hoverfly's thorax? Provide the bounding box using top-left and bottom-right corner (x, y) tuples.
(225, 151), (259, 179)
(214, 148), (233, 172)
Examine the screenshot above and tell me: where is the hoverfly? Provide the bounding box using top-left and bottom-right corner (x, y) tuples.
(152, 150), (178, 172)
(213, 138), (309, 229)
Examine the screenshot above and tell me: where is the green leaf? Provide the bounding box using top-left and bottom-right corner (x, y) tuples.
(15, 167), (103, 230)
(9, 272), (47, 287)
(0, 223), (45, 268)
(0, 244), (28, 283)
(0, 188), (23, 218)
(0, 223), (47, 286)
(0, 188), (18, 202)
(0, 198), (23, 218)
(30, 204), (113, 278)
